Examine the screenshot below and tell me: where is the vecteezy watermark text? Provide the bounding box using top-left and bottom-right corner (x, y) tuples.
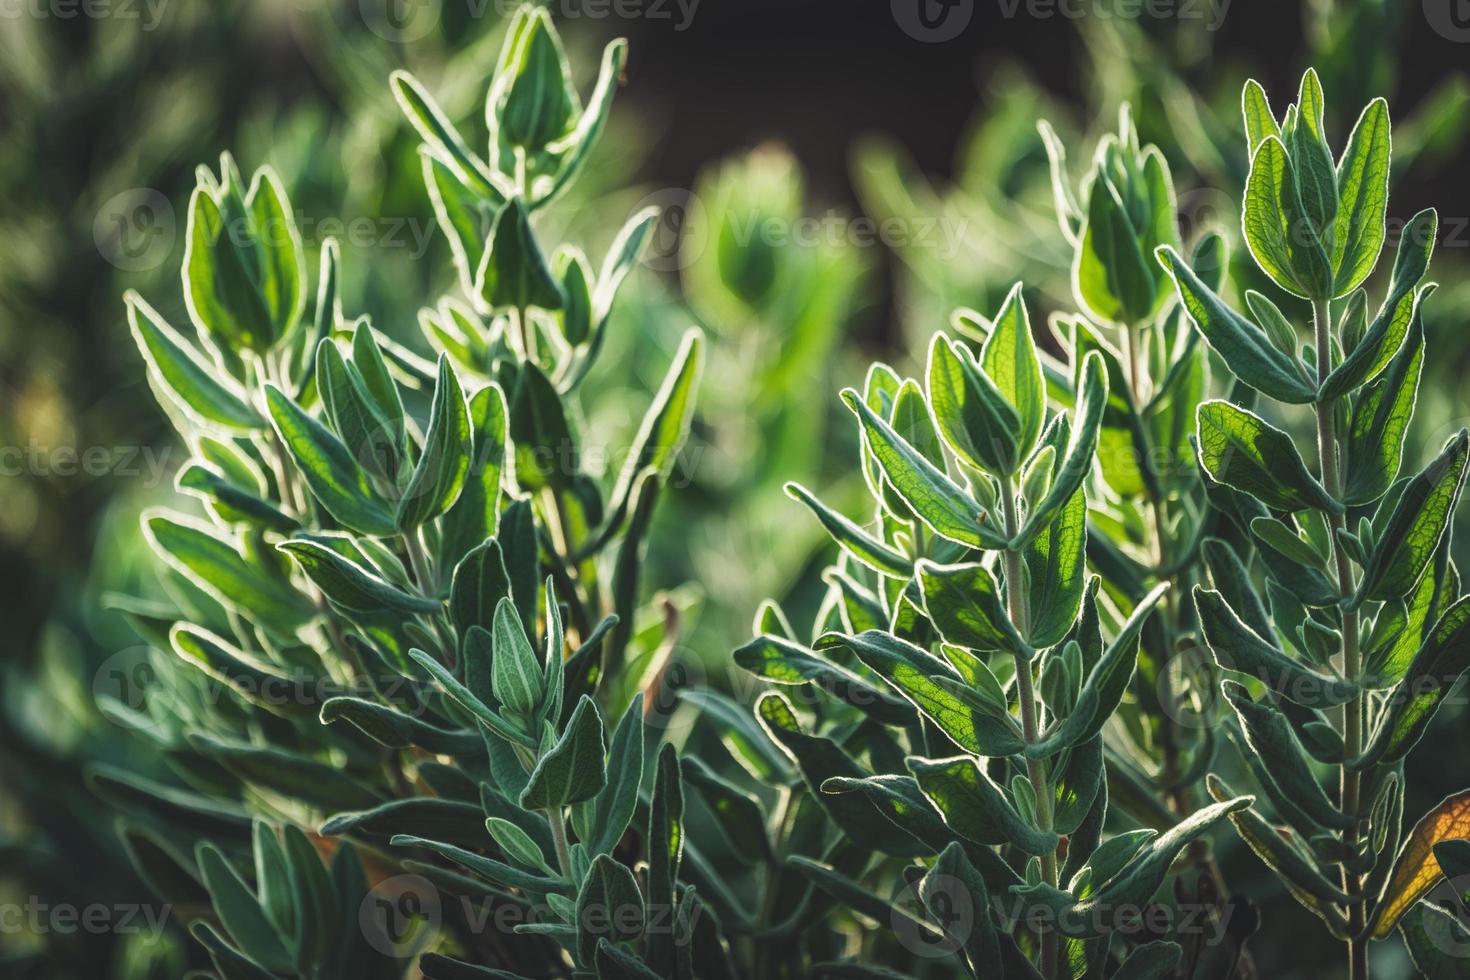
(0, 0), (169, 30)
(892, 0), (1231, 42)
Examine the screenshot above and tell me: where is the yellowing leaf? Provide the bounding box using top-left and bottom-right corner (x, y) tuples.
(1371, 789), (1470, 939)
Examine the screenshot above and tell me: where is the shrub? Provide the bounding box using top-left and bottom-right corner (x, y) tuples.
(93, 4), (1470, 974)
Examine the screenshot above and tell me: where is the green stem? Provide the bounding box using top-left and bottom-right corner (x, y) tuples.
(1314, 295), (1367, 980)
(402, 527), (435, 596)
(1000, 480), (1058, 980)
(546, 807), (573, 880)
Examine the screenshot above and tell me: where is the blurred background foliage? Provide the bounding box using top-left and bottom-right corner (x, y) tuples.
(2, 0), (1469, 976)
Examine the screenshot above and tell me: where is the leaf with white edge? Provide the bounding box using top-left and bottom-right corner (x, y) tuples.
(1013, 351), (1108, 547)
(1354, 432), (1469, 606)
(476, 197), (564, 312)
(396, 355), (472, 531)
(519, 696), (606, 809)
(144, 512), (312, 630)
(1344, 304), (1425, 506)
(265, 384), (397, 536)
(126, 292), (260, 430)
(1196, 400), (1341, 514)
(1321, 209), (1437, 399)
(817, 630), (1025, 757)
(1156, 246), (1315, 403)
(839, 388), (1005, 550)
(982, 283), (1047, 459)
(1195, 587), (1357, 708)
(1331, 98), (1392, 295)
(1371, 789), (1470, 939)
(785, 482), (912, 578)
(733, 634), (913, 725)
(1354, 597), (1470, 769)
(1221, 681), (1351, 831)
(907, 755), (1059, 856)
(278, 539), (438, 615)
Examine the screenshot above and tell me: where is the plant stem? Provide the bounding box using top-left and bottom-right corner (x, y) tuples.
(1314, 295), (1367, 980)
(403, 527), (435, 595)
(1000, 481), (1058, 980)
(546, 806), (574, 879)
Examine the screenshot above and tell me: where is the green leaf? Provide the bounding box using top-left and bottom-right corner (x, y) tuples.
(183, 178), (275, 354)
(1321, 208), (1437, 399)
(683, 756), (769, 867)
(143, 512), (312, 630)
(1113, 942), (1184, 980)
(605, 328), (704, 528)
(278, 539), (438, 614)
(583, 694), (644, 857)
(390, 835), (570, 895)
(397, 354), (472, 530)
(1023, 477), (1087, 650)
(576, 854), (643, 965)
(1332, 98), (1392, 294)
(1344, 305), (1425, 506)
(1355, 432), (1469, 605)
(1205, 773), (1353, 909)
(509, 360), (575, 490)
(1195, 588), (1356, 708)
(1196, 400), (1341, 514)
(264, 384), (397, 535)
(126, 292), (260, 430)
(785, 482), (912, 578)
(733, 634), (914, 725)
(644, 743), (685, 977)
(196, 843), (293, 974)
(1221, 682), (1351, 830)
(489, 6), (575, 153)
(1242, 136), (1333, 300)
(817, 631), (1025, 757)
(319, 697), (480, 755)
(1401, 901), (1470, 980)
(1014, 351), (1108, 548)
(519, 696), (607, 809)
(476, 197), (564, 312)
(190, 921), (277, 980)
(839, 387), (1005, 550)
(908, 755), (1059, 856)
(389, 70), (500, 199)
(1024, 796), (1252, 936)
(450, 539), (512, 637)
(316, 337), (399, 484)
(1242, 79), (1281, 152)
(1028, 582), (1168, 757)
(408, 648), (535, 749)
(1156, 246), (1315, 403)
(281, 824), (337, 974)
(440, 384), (510, 566)
(535, 38), (628, 207)
(1354, 597), (1470, 768)
(1075, 175), (1158, 325)
(921, 843), (1002, 978)
(916, 560), (1025, 655)
(755, 692), (927, 853)
(491, 597), (544, 718)
(982, 283), (1047, 458)
(925, 332), (1021, 477)
(177, 464), (297, 532)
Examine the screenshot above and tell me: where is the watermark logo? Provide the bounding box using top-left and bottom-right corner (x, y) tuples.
(1425, 0), (1470, 43)
(358, 0), (440, 42)
(1419, 875), (1470, 957)
(892, 0), (974, 42)
(359, 874), (442, 958)
(94, 188), (175, 272)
